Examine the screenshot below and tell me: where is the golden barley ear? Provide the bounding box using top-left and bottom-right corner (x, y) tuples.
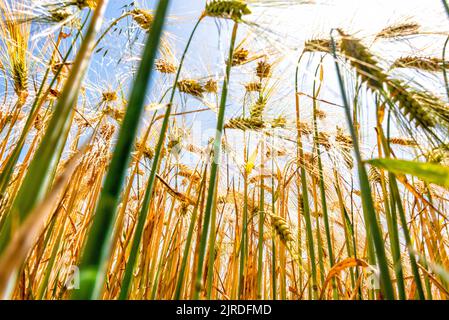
(245, 82), (262, 92)
(102, 91), (118, 102)
(317, 132), (331, 150)
(336, 126), (353, 148)
(368, 166), (382, 185)
(204, 79), (218, 93)
(135, 140), (155, 160)
(231, 47), (250, 66)
(131, 8), (154, 32)
(376, 22), (420, 39)
(155, 59), (177, 74)
(271, 214), (294, 244)
(389, 137), (418, 147)
(386, 79), (439, 128)
(304, 39), (332, 53)
(103, 105), (125, 123)
(177, 79), (205, 98)
(271, 116), (287, 129)
(256, 61), (272, 79)
(249, 96), (267, 120)
(338, 32), (387, 92)
(298, 121), (313, 135)
(426, 144), (449, 165)
(204, 0), (251, 21)
(225, 117), (265, 131)
(391, 56), (449, 73)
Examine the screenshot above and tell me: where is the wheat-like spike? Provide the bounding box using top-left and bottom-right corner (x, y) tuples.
(135, 140), (154, 160)
(224, 117), (265, 131)
(130, 8), (154, 31)
(177, 164), (201, 183)
(304, 38), (332, 53)
(245, 81), (262, 92)
(177, 79), (205, 97)
(155, 59), (177, 74)
(298, 121), (313, 135)
(204, 0), (251, 21)
(338, 31), (387, 92)
(386, 79), (438, 128)
(271, 116), (287, 128)
(102, 91), (118, 102)
(389, 137), (418, 147)
(391, 56), (449, 73)
(336, 126), (353, 148)
(231, 47), (250, 66)
(167, 136), (182, 153)
(204, 79), (218, 93)
(12, 59), (28, 99)
(177, 202), (190, 216)
(426, 144), (449, 165)
(376, 22), (420, 39)
(248, 174), (274, 184)
(311, 211), (323, 218)
(103, 105), (125, 123)
(249, 96), (267, 119)
(271, 214), (294, 243)
(368, 166), (382, 185)
(256, 60), (271, 79)
(317, 132), (331, 150)
(315, 108), (327, 119)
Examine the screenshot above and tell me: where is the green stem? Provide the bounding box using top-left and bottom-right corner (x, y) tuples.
(311, 61), (337, 299)
(205, 184), (218, 299)
(330, 30), (395, 300)
(193, 21), (239, 300)
(118, 12), (202, 300)
(294, 51), (317, 299)
(73, 0), (169, 300)
(380, 114), (425, 300)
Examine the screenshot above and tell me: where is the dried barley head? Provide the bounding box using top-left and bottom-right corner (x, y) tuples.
(102, 91), (118, 102)
(177, 79), (205, 97)
(131, 8), (154, 32)
(271, 116), (287, 129)
(256, 60), (271, 79)
(204, 79), (218, 93)
(391, 56), (449, 73)
(245, 81), (262, 92)
(304, 39), (332, 53)
(224, 117), (265, 131)
(155, 59), (177, 74)
(376, 22), (420, 39)
(338, 31), (387, 91)
(231, 47), (250, 66)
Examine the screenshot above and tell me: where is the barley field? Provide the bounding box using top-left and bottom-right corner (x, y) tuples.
(0, 0), (449, 300)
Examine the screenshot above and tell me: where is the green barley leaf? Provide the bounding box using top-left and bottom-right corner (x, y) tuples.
(368, 158), (449, 188)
